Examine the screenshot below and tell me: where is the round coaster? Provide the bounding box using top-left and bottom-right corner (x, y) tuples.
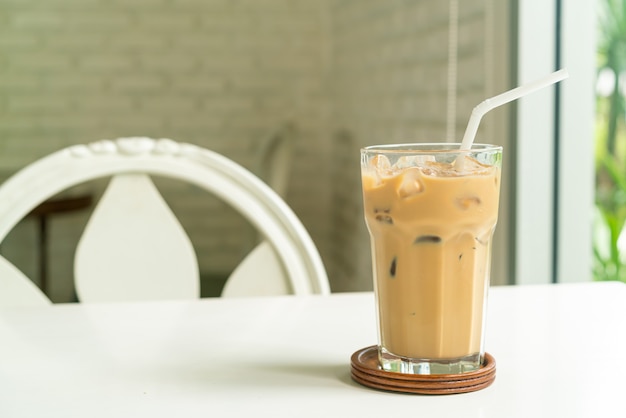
(351, 365), (494, 391)
(350, 345), (496, 395)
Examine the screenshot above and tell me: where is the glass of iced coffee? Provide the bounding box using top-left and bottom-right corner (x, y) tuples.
(361, 143), (502, 375)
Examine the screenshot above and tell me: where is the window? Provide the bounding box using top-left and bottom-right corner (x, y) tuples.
(514, 0), (596, 284)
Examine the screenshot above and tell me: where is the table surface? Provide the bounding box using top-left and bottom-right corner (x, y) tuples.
(1, 281), (625, 418)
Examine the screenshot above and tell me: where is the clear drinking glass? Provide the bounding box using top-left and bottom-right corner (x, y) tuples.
(360, 143), (502, 374)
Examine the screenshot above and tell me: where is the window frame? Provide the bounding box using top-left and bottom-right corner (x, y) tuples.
(514, 0), (596, 284)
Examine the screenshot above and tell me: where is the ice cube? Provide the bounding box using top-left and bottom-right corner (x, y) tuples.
(363, 155), (392, 186)
(389, 257), (397, 278)
(370, 154), (392, 172)
(456, 196), (481, 210)
(419, 160), (461, 177)
(374, 208), (393, 224)
(394, 155), (436, 170)
(414, 235), (442, 244)
(454, 156), (493, 175)
(397, 168), (424, 198)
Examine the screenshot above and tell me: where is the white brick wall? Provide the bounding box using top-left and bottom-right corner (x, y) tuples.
(0, 0), (506, 300)
(0, 0), (333, 301)
(328, 0), (502, 291)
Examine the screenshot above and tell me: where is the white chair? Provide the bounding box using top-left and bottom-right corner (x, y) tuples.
(0, 137), (330, 304)
(255, 122), (296, 199)
(0, 256), (51, 307)
(239, 122), (297, 258)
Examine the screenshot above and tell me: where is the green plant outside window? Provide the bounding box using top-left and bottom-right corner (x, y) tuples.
(594, 0), (626, 282)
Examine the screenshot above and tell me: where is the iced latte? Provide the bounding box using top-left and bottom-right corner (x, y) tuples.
(361, 143), (502, 374)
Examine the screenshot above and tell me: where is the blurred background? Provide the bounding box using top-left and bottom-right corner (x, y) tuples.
(0, 0), (599, 302)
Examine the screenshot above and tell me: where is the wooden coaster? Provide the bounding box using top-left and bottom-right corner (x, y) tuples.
(350, 345), (496, 395)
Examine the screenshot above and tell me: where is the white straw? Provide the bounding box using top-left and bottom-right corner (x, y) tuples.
(460, 68), (569, 150)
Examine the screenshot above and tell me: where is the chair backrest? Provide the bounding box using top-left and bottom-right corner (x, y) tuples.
(0, 256), (51, 307)
(255, 122), (296, 199)
(0, 137), (330, 304)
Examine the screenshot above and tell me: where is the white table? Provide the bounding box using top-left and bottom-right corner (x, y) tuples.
(1, 282), (625, 418)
